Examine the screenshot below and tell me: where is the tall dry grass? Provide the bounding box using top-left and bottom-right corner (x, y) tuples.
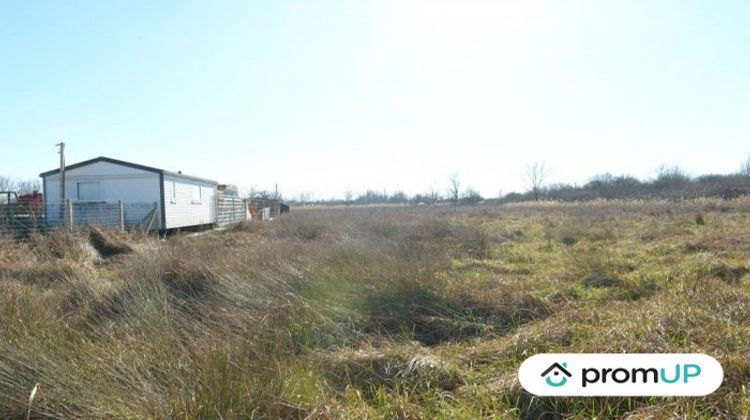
(1, 199), (750, 418)
(1, 207), (527, 418)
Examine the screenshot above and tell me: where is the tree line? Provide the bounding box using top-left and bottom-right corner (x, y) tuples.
(502, 164), (750, 203)
(0, 176), (41, 195)
(291, 154), (750, 206)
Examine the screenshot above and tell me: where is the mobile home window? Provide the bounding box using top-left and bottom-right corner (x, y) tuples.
(77, 182), (101, 201)
(170, 181), (177, 203)
(191, 185), (201, 204)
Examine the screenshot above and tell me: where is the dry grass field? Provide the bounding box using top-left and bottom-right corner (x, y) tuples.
(2, 199), (750, 418)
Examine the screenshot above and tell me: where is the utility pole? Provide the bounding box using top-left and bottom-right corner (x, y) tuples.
(55, 142), (65, 201)
(55, 142), (66, 227)
(273, 183), (280, 217)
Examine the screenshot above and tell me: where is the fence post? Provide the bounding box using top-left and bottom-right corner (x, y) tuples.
(68, 199), (75, 231)
(145, 202), (157, 232)
(119, 201), (125, 231)
(58, 201), (64, 230)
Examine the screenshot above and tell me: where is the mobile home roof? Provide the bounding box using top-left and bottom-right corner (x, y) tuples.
(39, 156), (218, 185)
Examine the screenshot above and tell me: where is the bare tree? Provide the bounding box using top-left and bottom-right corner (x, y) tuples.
(246, 187), (275, 200)
(422, 182), (441, 206)
(523, 161), (547, 201)
(297, 192), (315, 204)
(654, 164), (690, 190)
(344, 190), (353, 206)
(428, 186), (440, 206)
(0, 176), (40, 194)
(462, 187), (483, 204)
(741, 153), (750, 175)
(0, 176), (10, 191)
(448, 172), (461, 203)
(15, 179), (41, 194)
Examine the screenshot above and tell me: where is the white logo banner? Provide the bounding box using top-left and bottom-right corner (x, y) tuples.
(518, 353), (723, 396)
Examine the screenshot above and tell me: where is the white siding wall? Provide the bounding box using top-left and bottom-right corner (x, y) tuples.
(43, 161), (161, 228)
(163, 175), (217, 229)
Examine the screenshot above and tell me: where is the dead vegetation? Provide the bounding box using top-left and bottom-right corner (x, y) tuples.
(318, 344), (464, 395)
(88, 227), (133, 258)
(1, 198), (750, 418)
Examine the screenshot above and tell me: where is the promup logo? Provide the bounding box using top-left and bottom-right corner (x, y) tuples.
(541, 362), (571, 387)
(519, 354), (723, 397)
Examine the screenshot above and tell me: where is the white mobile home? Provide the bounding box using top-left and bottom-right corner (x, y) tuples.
(40, 157), (218, 230)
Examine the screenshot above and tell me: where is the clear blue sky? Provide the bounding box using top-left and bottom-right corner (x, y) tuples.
(2, 1), (748, 199)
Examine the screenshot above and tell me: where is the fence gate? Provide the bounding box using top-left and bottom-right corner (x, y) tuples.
(216, 194), (247, 228)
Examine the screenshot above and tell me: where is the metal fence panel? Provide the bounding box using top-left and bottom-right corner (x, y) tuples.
(0, 203), (45, 234)
(216, 195), (246, 228)
(0, 201), (159, 235)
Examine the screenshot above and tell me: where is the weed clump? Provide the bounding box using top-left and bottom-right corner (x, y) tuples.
(88, 227), (132, 258)
(272, 213), (333, 241)
(320, 345), (464, 395)
(364, 283), (552, 346)
(30, 230), (89, 260)
(228, 220), (265, 234)
(561, 235), (578, 246)
(709, 262), (749, 285)
(582, 274), (623, 288)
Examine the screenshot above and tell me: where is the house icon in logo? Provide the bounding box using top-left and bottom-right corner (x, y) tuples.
(541, 362), (572, 387)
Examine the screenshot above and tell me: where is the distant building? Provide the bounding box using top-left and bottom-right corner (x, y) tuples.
(247, 198), (289, 220)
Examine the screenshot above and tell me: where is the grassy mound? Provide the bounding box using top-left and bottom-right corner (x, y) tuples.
(88, 227), (133, 258)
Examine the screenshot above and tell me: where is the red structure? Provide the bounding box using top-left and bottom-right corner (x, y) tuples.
(18, 191), (43, 214)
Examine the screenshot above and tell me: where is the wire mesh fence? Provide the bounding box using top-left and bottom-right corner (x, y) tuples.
(0, 201), (160, 235)
(1, 197), (259, 237)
